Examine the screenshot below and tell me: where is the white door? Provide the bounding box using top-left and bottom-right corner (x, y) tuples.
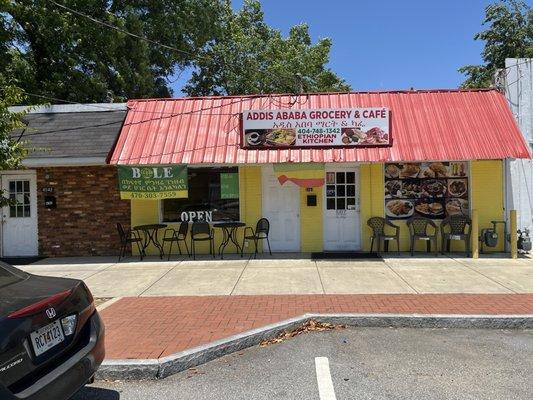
(1, 173), (38, 257)
(261, 166), (300, 252)
(323, 165), (361, 251)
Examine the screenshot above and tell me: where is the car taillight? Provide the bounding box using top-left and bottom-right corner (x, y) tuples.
(7, 289), (73, 319)
(61, 314), (77, 335)
(81, 282), (94, 305)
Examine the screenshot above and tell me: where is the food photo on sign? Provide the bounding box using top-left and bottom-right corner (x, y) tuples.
(242, 108), (390, 148)
(384, 161), (469, 220)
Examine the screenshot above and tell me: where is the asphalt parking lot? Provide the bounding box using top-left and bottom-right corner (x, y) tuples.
(74, 327), (532, 400)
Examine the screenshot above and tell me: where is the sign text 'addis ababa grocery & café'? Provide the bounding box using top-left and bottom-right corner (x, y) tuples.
(242, 108), (390, 149)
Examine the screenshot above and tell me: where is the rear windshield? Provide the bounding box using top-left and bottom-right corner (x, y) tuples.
(0, 263), (27, 288)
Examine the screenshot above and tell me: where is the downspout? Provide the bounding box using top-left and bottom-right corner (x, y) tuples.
(503, 158), (510, 253)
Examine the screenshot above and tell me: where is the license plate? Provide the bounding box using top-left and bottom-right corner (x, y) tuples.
(30, 320), (65, 356)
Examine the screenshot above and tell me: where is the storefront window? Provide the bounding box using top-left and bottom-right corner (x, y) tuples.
(384, 161), (469, 220)
(161, 167), (239, 223)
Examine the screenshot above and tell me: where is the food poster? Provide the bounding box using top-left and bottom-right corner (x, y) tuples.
(384, 162), (469, 220)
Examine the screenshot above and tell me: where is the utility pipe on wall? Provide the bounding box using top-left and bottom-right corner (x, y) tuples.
(510, 209), (518, 259)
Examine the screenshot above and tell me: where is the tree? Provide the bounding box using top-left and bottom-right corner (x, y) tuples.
(0, 0), (224, 103)
(459, 0), (533, 88)
(0, 78), (29, 206)
(184, 0), (350, 96)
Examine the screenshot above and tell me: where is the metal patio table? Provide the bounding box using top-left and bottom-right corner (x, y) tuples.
(132, 223), (167, 259)
(213, 221), (246, 258)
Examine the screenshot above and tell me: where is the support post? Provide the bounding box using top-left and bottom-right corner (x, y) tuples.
(471, 209), (479, 259)
(510, 209), (517, 259)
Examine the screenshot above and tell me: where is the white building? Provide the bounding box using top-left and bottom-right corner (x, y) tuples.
(504, 58), (533, 231)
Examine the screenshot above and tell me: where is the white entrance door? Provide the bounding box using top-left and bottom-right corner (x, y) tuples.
(261, 166), (300, 252)
(323, 165), (361, 251)
(1, 173), (38, 257)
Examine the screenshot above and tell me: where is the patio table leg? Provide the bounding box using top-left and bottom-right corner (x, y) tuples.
(152, 229), (164, 259)
(139, 230), (149, 257)
(228, 227), (243, 256)
(219, 227), (230, 259)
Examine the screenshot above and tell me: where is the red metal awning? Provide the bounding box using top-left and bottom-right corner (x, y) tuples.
(108, 89), (530, 165)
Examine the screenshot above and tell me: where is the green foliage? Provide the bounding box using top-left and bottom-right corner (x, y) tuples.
(0, 78), (30, 206)
(460, 0), (533, 88)
(184, 0), (350, 96)
(0, 0), (224, 103)
(1, 0), (349, 100)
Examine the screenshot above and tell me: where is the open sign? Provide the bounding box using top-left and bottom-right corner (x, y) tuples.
(180, 211), (213, 222)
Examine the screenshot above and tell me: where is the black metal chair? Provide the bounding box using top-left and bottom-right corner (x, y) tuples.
(190, 220), (215, 260)
(367, 216), (400, 253)
(116, 223), (143, 262)
(407, 216), (438, 256)
(162, 221), (190, 260)
(441, 215), (471, 256)
(242, 218), (271, 258)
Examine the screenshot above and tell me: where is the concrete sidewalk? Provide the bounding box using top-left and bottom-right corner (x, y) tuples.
(16, 253), (533, 297)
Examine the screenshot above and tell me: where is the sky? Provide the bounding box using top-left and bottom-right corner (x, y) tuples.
(171, 0), (532, 94)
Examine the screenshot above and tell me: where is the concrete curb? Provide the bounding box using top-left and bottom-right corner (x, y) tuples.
(96, 297), (122, 312)
(96, 313), (533, 381)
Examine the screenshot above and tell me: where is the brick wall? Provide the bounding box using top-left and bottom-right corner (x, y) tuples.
(37, 166), (130, 257)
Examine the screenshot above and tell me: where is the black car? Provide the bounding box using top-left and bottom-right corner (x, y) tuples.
(0, 262), (104, 400)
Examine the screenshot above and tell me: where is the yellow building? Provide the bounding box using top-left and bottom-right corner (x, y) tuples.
(109, 90), (530, 257)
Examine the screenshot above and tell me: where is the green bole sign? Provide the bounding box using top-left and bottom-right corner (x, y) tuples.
(118, 165), (188, 199)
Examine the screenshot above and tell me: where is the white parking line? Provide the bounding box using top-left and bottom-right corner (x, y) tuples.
(315, 357), (337, 400)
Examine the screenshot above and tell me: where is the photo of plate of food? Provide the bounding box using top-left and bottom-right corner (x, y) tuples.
(341, 127), (365, 144)
(399, 163), (421, 179)
(448, 178), (468, 197)
(385, 164), (400, 179)
(385, 199), (414, 218)
(422, 179), (447, 197)
(264, 128), (296, 146)
(415, 199), (445, 218)
(359, 127), (389, 145)
(445, 198), (469, 216)
(401, 180), (423, 198)
(449, 162), (468, 177)
(385, 180), (402, 198)
(421, 162), (448, 178)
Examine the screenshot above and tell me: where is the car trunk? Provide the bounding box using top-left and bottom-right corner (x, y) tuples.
(0, 274), (94, 392)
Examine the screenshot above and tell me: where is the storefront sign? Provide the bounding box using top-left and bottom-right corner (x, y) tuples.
(118, 165), (188, 200)
(384, 161), (469, 220)
(242, 108), (390, 149)
(220, 173), (239, 199)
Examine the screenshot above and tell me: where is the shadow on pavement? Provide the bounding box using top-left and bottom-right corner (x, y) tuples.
(73, 386), (120, 400)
